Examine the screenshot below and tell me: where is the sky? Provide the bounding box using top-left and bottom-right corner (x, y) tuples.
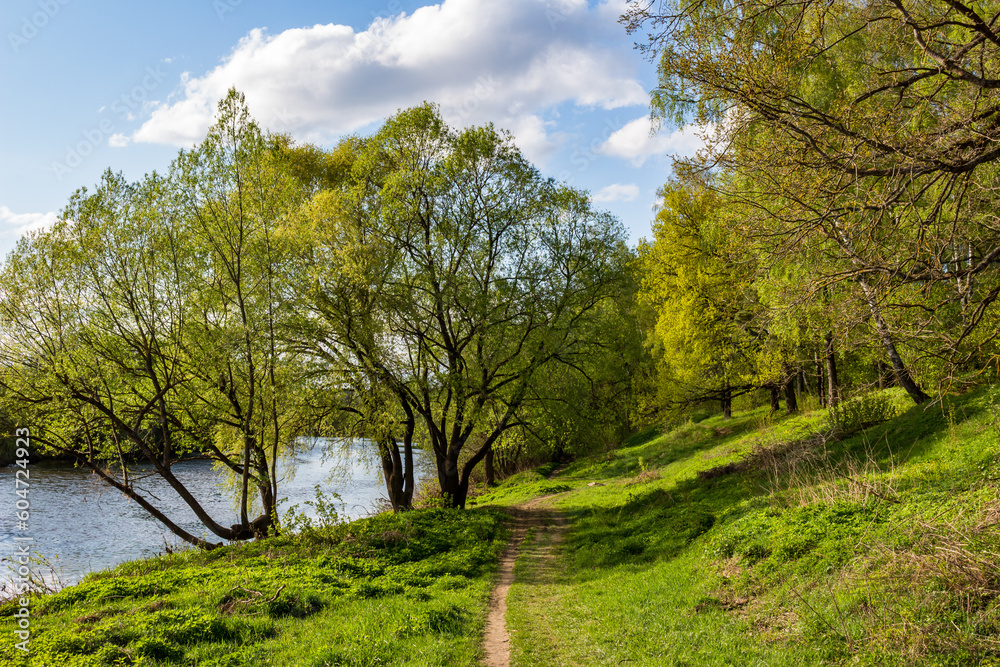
(0, 0), (702, 259)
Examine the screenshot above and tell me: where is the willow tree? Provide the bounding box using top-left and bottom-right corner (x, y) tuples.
(625, 0), (1000, 401)
(290, 104), (628, 508)
(0, 90), (308, 547)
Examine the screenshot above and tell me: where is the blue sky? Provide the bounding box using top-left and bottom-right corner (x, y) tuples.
(0, 0), (702, 257)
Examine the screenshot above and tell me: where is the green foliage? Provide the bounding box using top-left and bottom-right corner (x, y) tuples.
(628, 0), (1000, 407)
(42, 572), (186, 611)
(711, 500), (879, 574)
(637, 181), (763, 414)
(0, 89), (317, 547)
(288, 102), (632, 505)
(828, 392), (901, 436)
(280, 485), (344, 534)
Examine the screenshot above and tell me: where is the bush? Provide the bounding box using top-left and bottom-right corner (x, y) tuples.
(828, 392), (899, 436)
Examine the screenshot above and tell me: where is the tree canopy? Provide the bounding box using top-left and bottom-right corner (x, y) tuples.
(625, 0), (1000, 407)
(0, 94), (636, 543)
(0, 91), (311, 547)
(289, 104), (631, 508)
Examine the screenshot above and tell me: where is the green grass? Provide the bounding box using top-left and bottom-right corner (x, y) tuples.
(490, 386), (1000, 666)
(7, 386), (1000, 666)
(0, 508), (508, 666)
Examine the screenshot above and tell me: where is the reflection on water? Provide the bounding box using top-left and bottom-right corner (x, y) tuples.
(0, 438), (430, 588)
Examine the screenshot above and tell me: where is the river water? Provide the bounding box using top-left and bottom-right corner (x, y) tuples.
(0, 439), (431, 590)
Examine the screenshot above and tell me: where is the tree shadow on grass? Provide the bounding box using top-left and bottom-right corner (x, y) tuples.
(538, 387), (998, 590)
(551, 473), (746, 586)
(566, 410), (780, 484)
(790, 387), (994, 488)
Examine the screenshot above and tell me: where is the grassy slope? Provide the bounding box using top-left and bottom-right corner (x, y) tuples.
(475, 386), (1000, 666)
(6, 386), (1000, 666)
(0, 508), (508, 666)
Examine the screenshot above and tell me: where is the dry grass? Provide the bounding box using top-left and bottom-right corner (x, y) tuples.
(761, 432), (1000, 661)
(627, 469), (662, 485)
(850, 513), (1000, 660)
(756, 429), (903, 510)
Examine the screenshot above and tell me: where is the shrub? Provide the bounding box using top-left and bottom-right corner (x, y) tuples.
(828, 392), (899, 436)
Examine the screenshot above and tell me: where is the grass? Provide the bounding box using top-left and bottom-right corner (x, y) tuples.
(480, 386), (1000, 666)
(0, 508), (508, 666)
(6, 385), (1000, 665)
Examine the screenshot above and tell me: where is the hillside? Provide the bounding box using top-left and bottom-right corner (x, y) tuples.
(476, 386), (1000, 666)
(4, 386), (1000, 665)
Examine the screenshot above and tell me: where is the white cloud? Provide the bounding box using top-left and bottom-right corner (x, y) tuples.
(129, 0), (648, 165)
(598, 116), (706, 167)
(592, 183), (639, 203)
(0, 207), (57, 236)
(108, 133), (131, 148)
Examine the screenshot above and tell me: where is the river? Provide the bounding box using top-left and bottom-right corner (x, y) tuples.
(0, 439), (431, 590)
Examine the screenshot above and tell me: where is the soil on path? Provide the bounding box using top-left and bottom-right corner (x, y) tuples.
(482, 494), (569, 667)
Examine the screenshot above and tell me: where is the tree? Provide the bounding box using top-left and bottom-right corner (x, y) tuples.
(289, 104), (628, 508)
(0, 90), (309, 548)
(624, 0), (1000, 402)
(638, 180), (763, 419)
(503, 283), (646, 465)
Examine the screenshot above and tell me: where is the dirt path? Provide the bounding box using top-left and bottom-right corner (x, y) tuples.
(482, 495), (569, 667)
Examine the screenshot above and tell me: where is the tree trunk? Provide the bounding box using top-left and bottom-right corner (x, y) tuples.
(402, 433), (414, 509)
(815, 351), (826, 408)
(783, 365), (798, 414)
(484, 444), (496, 487)
(769, 384), (781, 413)
(255, 468), (275, 538)
(380, 431), (415, 512)
(824, 332), (839, 408)
(377, 406), (416, 512)
(721, 383), (732, 420)
(442, 466), (471, 509)
(858, 281), (930, 404)
(438, 447), (465, 508)
(379, 439), (405, 512)
(72, 454), (223, 549)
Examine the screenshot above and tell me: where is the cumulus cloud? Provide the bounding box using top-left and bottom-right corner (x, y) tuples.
(129, 0), (647, 165)
(0, 207), (57, 236)
(591, 183), (639, 203)
(598, 115), (706, 167)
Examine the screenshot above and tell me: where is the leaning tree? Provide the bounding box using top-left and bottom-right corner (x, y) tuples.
(0, 90), (309, 548)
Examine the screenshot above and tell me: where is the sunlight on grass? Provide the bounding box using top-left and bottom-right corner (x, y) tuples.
(0, 509), (507, 666)
(498, 387), (1000, 666)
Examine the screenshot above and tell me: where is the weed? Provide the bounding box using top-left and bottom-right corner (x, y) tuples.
(828, 391), (901, 437)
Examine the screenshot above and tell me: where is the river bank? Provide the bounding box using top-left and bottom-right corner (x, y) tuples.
(0, 507), (508, 666)
(0, 440), (432, 588)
